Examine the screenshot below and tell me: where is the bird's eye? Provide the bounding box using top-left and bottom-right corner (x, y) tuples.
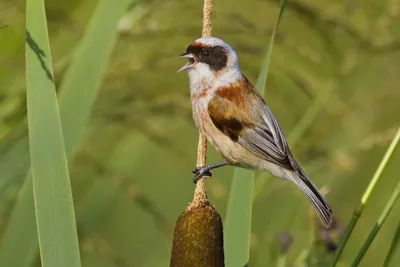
(203, 50), (210, 57)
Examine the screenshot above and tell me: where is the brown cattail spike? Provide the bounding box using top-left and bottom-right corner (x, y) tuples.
(170, 0), (224, 265)
(170, 202), (224, 267)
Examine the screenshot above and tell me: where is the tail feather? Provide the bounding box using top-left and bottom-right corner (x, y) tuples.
(289, 172), (333, 228)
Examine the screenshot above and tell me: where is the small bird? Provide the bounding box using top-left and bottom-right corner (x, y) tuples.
(178, 36), (333, 227)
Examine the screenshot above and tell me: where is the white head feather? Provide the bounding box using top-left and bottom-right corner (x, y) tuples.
(182, 37), (242, 91)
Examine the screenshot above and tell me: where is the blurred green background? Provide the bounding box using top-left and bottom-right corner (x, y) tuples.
(1, 0), (400, 266)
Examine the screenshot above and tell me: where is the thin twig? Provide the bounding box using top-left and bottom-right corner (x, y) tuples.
(202, 0), (213, 37)
(190, 0), (213, 208)
(191, 135), (209, 206)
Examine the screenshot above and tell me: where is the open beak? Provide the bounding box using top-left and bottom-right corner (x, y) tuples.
(177, 52), (195, 72)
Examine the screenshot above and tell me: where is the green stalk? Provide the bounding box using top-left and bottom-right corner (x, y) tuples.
(351, 180), (400, 266)
(26, 0), (81, 265)
(224, 1), (288, 266)
(276, 255), (286, 267)
(58, 0), (135, 156)
(383, 222), (400, 267)
(329, 126), (400, 267)
(0, 1), (133, 266)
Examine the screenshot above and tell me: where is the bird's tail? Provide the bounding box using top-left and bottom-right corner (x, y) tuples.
(289, 171), (333, 228)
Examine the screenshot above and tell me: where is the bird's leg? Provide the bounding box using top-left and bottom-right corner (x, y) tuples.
(192, 161), (228, 183)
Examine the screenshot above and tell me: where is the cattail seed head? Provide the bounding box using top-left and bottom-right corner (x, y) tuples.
(170, 201), (224, 267)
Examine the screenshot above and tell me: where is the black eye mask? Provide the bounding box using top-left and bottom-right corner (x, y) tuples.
(186, 45), (228, 72)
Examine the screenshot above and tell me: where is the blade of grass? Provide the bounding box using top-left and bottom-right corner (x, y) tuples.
(0, 174), (37, 267)
(0, 0), (133, 266)
(58, 0), (135, 156)
(350, 180), (400, 267)
(0, 136), (30, 193)
(383, 222), (400, 267)
(330, 126), (400, 267)
(254, 0), (287, 91)
(224, 1), (288, 266)
(26, 0), (81, 265)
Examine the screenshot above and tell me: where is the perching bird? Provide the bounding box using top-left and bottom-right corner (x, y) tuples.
(178, 37), (333, 227)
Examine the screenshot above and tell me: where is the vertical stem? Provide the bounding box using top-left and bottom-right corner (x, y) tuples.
(191, 0), (213, 206)
(329, 127), (400, 267)
(351, 181), (400, 267)
(383, 222), (400, 267)
(192, 135), (209, 204)
(202, 0), (213, 37)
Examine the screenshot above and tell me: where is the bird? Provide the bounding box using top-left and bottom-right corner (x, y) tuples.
(178, 36), (333, 227)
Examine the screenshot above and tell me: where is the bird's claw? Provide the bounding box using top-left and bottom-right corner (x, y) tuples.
(192, 166), (212, 183)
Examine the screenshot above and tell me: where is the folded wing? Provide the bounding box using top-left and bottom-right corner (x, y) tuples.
(207, 75), (294, 171)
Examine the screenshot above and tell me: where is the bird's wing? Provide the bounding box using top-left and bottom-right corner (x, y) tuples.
(207, 75), (294, 170)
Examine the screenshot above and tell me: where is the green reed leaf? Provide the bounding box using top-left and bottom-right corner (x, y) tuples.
(330, 127), (400, 267)
(25, 0), (81, 265)
(224, 1), (288, 266)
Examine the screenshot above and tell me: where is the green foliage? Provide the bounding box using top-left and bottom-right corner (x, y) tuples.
(224, 168), (254, 267)
(351, 173), (400, 266)
(0, 176), (37, 267)
(25, 0), (81, 266)
(383, 222), (400, 267)
(331, 127), (400, 267)
(224, 1), (288, 266)
(0, 0), (400, 266)
(58, 0), (134, 155)
(0, 0), (132, 266)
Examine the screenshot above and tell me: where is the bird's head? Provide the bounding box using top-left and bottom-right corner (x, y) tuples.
(178, 37), (239, 80)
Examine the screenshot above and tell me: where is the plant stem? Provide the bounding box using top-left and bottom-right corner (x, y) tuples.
(383, 222), (400, 267)
(277, 255), (286, 267)
(351, 180), (400, 266)
(192, 0), (213, 204)
(329, 126), (400, 267)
